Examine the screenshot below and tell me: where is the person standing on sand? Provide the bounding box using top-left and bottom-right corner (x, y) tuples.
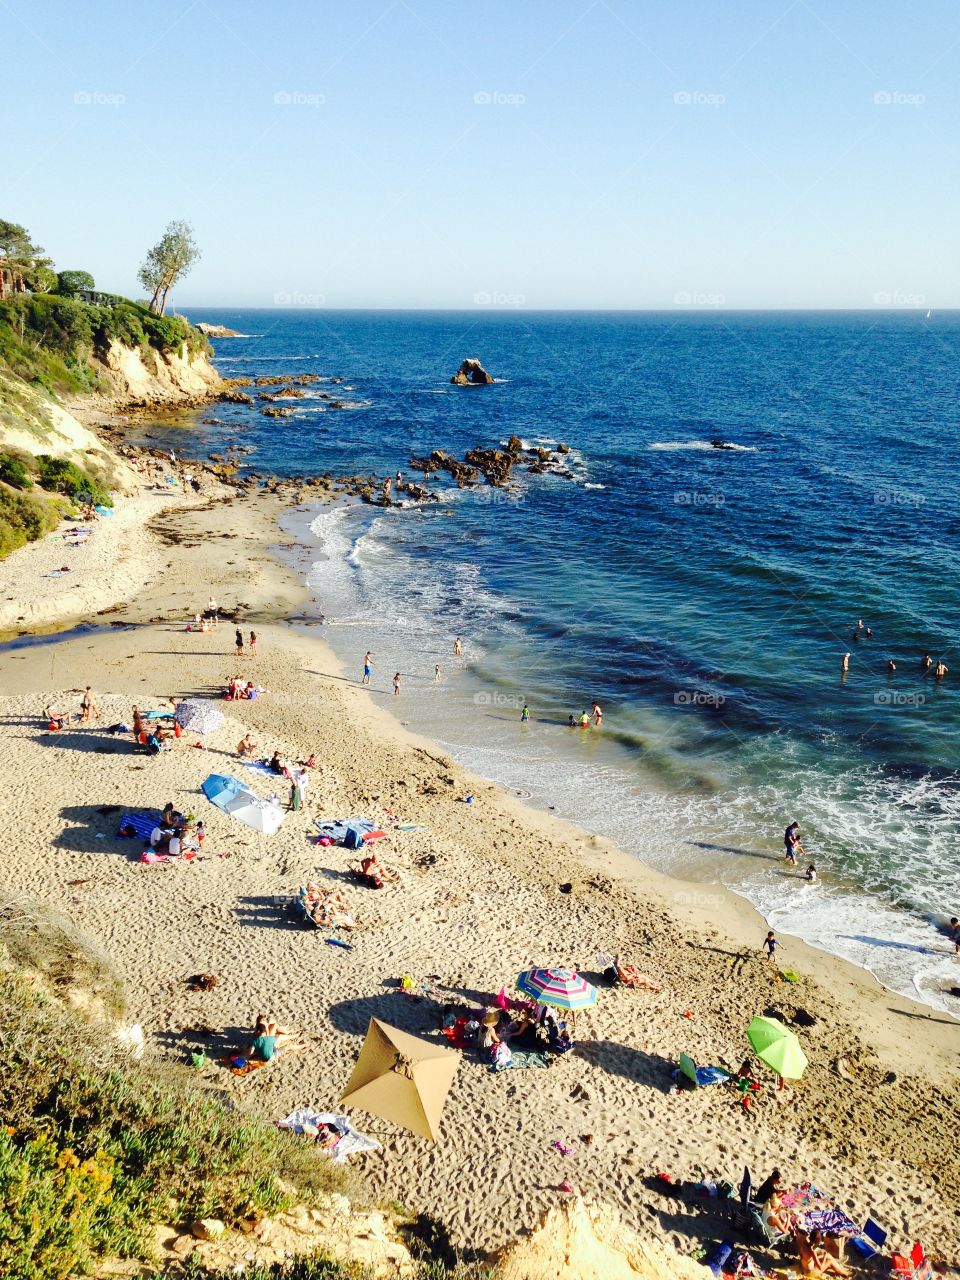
(454, 636), (462, 657)
(393, 672), (401, 696)
(207, 596), (218, 626)
(763, 930), (780, 961)
(784, 821), (804, 866)
(592, 701), (603, 726)
(235, 628), (245, 658)
(362, 652), (373, 685)
(434, 664), (441, 683)
(249, 630), (257, 657)
(80, 686), (99, 723)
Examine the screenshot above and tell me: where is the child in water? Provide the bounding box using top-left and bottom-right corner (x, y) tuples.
(804, 864), (818, 883)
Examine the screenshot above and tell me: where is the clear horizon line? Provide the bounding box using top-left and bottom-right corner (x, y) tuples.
(175, 304), (953, 314)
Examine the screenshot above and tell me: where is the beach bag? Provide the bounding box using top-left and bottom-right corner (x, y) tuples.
(343, 826), (365, 850)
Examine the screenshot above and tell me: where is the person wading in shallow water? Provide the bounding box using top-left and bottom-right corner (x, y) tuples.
(362, 652), (373, 685)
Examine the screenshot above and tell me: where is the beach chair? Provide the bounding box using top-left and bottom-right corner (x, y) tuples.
(890, 1242), (933, 1280)
(850, 1218), (887, 1259)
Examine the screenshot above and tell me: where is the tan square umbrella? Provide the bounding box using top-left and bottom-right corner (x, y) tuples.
(339, 1018), (461, 1141)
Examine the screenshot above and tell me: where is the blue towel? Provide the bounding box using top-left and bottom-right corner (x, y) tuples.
(117, 811), (160, 840)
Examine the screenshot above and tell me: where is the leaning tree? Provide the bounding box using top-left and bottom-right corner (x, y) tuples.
(137, 220), (200, 315)
(0, 220), (52, 299)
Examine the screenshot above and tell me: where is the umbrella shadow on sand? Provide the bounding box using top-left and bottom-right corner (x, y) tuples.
(574, 1039), (675, 1090)
(326, 992), (448, 1042)
(29, 730), (139, 755)
(55, 804), (150, 855)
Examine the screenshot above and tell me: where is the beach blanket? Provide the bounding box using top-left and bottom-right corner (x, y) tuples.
(143, 709), (173, 721)
(117, 811), (161, 840)
(802, 1208), (858, 1236)
(277, 1108), (381, 1163)
(242, 759), (282, 777)
(315, 817), (376, 844)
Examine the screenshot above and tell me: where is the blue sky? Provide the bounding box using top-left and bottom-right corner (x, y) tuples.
(6, 1), (959, 307)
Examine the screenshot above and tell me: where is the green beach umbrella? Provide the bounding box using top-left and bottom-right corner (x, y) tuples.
(746, 1016), (808, 1080)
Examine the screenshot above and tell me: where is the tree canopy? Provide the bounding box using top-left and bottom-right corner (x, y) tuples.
(0, 220), (52, 300)
(137, 220), (200, 315)
(56, 269), (96, 297)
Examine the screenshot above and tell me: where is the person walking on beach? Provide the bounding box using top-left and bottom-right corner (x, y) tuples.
(393, 672), (401, 696)
(207, 596), (218, 626)
(362, 652), (373, 685)
(454, 636), (463, 657)
(434, 664), (441, 683)
(784, 821), (804, 866)
(592, 701), (603, 726)
(249, 630), (257, 657)
(235, 628), (245, 657)
(80, 686), (99, 723)
(763, 930), (780, 962)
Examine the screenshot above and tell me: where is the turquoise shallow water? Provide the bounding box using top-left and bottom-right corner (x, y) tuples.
(159, 308), (960, 1013)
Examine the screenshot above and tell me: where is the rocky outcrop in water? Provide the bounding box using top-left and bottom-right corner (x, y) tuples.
(195, 322), (242, 337)
(451, 358), (494, 385)
(408, 439), (575, 491)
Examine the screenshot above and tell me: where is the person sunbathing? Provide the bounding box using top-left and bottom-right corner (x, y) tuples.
(311, 892), (356, 930)
(237, 733), (256, 758)
(355, 853), (400, 887)
(615, 957), (662, 991)
(762, 1192), (794, 1237)
(792, 1230), (852, 1277)
(248, 1015), (297, 1062)
(44, 704), (74, 730)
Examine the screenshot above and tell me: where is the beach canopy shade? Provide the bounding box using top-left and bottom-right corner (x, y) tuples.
(746, 1016), (808, 1080)
(516, 968), (598, 1011)
(202, 774), (285, 835)
(339, 1018), (461, 1141)
(175, 699), (224, 735)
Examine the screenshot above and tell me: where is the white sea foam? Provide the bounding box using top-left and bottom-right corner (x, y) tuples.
(649, 440), (758, 452)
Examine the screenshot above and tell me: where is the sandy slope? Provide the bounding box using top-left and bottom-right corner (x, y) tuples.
(0, 493), (958, 1270)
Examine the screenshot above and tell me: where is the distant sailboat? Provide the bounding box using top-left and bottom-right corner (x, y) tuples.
(925, 309), (932, 319)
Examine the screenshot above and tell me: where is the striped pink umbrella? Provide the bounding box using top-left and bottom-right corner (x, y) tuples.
(516, 967), (598, 1010)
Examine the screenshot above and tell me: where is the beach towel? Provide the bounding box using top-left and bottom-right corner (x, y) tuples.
(117, 811), (161, 841)
(242, 759), (281, 777)
(277, 1108), (381, 1163)
(315, 816), (376, 844)
(676, 1053), (729, 1088)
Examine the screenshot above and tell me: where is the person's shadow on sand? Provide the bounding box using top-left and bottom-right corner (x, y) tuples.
(232, 895), (302, 930)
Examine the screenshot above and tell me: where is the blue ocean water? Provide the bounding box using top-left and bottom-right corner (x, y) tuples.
(161, 308), (960, 1013)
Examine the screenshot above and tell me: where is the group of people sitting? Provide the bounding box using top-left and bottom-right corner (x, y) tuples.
(299, 883), (356, 930)
(132, 704), (176, 754)
(470, 1004), (574, 1069)
(225, 676), (260, 701)
(754, 1169), (853, 1277)
(149, 802), (204, 857)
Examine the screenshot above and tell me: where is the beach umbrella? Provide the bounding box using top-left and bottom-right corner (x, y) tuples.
(340, 1018), (460, 1141)
(222, 788), (285, 835)
(516, 968), (598, 1011)
(746, 1016), (808, 1080)
(175, 699), (223, 735)
(201, 773), (245, 809)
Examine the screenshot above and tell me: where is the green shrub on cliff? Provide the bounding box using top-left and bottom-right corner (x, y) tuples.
(0, 483), (61, 557)
(0, 978), (350, 1276)
(0, 292), (210, 393)
(35, 453), (113, 507)
(0, 451), (32, 488)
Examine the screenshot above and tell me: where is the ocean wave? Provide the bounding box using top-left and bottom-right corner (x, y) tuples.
(648, 440), (758, 452)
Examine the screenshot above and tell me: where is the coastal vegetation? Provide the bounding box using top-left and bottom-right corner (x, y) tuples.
(139, 218), (202, 315)
(0, 895), (353, 1279)
(0, 446), (113, 557)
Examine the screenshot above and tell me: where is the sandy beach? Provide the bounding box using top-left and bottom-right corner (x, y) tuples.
(0, 483), (958, 1267)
